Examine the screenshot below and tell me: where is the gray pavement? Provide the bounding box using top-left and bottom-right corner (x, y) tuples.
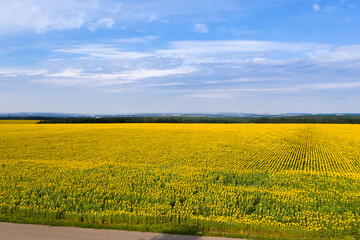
(0, 222), (247, 240)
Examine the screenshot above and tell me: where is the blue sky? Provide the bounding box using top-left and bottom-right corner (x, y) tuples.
(1, 0), (360, 114)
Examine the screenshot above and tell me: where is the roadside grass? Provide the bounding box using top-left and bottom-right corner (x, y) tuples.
(0, 215), (337, 240)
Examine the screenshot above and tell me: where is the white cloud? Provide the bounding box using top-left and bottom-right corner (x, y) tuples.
(142, 82), (186, 87)
(35, 66), (197, 87)
(159, 40), (325, 55)
(0, 0), (97, 34)
(184, 93), (230, 99)
(202, 77), (289, 84)
(305, 82), (360, 90)
(309, 45), (360, 63)
(116, 67), (197, 80)
(56, 44), (152, 59)
(89, 18), (115, 31)
(182, 81), (360, 97)
(0, 0), (250, 35)
(0, 69), (47, 77)
(35, 77), (136, 88)
(194, 24), (208, 33)
(148, 15), (158, 22)
(5, 39), (360, 99)
(0, 66), (196, 88)
(33, 40), (359, 96)
(226, 87), (298, 93)
(114, 36), (158, 43)
(45, 69), (86, 78)
(313, 4), (320, 11)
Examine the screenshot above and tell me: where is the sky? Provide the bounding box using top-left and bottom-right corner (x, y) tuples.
(0, 0), (360, 114)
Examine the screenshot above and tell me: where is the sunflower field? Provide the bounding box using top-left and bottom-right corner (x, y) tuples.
(1, 123), (360, 239)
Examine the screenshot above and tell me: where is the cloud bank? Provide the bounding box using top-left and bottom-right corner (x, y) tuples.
(2, 39), (359, 100)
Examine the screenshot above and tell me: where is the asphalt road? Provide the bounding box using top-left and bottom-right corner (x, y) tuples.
(0, 222), (247, 240)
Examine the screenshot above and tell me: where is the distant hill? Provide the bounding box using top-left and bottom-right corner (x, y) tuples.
(0, 112), (90, 118)
(2, 112), (360, 124)
(2, 112), (360, 118)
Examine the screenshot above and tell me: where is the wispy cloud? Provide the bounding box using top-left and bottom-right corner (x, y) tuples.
(180, 81), (360, 98)
(0, 0), (158, 34)
(159, 40), (326, 55)
(57, 39), (322, 68)
(35, 66), (198, 87)
(88, 18), (115, 31)
(309, 45), (360, 63)
(313, 4), (320, 11)
(0, 69), (47, 77)
(116, 67), (198, 80)
(305, 82), (360, 90)
(0, 0), (96, 34)
(194, 24), (208, 33)
(113, 36), (158, 43)
(3, 38), (360, 108)
(148, 15), (158, 22)
(56, 44), (152, 59)
(1, 0), (360, 113)
(184, 93), (230, 99)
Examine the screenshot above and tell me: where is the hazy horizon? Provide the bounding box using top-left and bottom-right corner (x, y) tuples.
(1, 111), (360, 116)
(1, 0), (360, 113)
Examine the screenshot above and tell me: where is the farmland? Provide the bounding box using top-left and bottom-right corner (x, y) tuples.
(1, 123), (360, 239)
(0, 120), (39, 124)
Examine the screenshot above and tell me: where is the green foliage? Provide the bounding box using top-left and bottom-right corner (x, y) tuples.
(37, 115), (360, 124)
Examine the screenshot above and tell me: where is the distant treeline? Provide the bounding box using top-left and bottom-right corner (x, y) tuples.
(36, 115), (360, 124)
(0, 116), (56, 120)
